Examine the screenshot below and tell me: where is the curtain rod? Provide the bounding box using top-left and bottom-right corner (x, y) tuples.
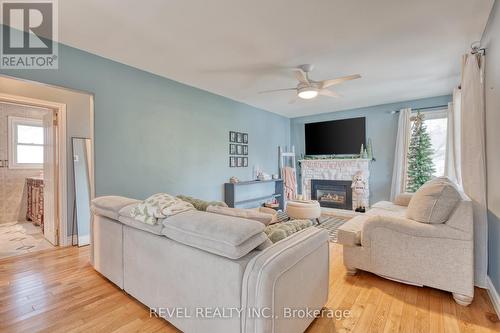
(471, 41), (486, 55)
(390, 104), (448, 114)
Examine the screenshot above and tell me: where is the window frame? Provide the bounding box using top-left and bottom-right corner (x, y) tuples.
(8, 116), (44, 169)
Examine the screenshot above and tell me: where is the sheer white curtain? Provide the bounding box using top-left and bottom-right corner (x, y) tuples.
(390, 108), (411, 201)
(461, 53), (488, 287)
(445, 88), (462, 185)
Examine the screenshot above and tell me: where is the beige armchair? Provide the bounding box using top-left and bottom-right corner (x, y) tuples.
(337, 179), (474, 306)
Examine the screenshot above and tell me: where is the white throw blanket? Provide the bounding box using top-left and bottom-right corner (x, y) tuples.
(131, 193), (195, 225)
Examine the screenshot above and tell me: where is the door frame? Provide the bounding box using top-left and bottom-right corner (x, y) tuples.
(0, 93), (68, 246)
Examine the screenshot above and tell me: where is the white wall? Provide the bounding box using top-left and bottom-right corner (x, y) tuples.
(481, 0), (500, 292)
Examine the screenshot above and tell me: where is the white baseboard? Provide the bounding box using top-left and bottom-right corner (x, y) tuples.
(486, 275), (500, 318)
(66, 234), (78, 246)
(66, 235), (89, 247)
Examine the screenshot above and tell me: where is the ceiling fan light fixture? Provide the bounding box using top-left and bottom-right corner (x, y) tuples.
(297, 87), (319, 99)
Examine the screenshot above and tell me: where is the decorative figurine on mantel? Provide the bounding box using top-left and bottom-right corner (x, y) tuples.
(351, 171), (367, 212)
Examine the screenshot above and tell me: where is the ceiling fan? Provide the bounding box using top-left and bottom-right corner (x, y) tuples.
(259, 64), (361, 102)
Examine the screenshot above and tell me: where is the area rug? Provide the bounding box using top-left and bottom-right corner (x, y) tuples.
(316, 216), (350, 243)
(0, 222), (54, 259)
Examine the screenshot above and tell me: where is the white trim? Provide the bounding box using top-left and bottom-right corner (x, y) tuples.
(7, 116), (44, 169)
(486, 275), (500, 318)
(66, 235), (90, 247)
(0, 93), (68, 247)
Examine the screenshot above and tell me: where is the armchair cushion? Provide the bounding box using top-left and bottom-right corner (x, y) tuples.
(393, 193), (414, 206)
(406, 178), (461, 224)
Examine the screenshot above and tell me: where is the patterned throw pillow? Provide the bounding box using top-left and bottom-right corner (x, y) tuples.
(264, 219), (312, 243)
(131, 193), (195, 225)
(176, 195), (228, 211)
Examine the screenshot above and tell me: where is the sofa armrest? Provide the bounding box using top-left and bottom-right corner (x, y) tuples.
(361, 215), (471, 247)
(91, 196), (141, 220)
(393, 193), (414, 206)
(241, 227), (329, 333)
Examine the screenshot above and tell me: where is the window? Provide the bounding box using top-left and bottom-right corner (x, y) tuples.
(405, 110), (448, 191)
(423, 114), (448, 177)
(8, 116), (44, 169)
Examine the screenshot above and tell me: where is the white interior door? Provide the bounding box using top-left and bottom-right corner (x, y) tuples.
(43, 110), (58, 245)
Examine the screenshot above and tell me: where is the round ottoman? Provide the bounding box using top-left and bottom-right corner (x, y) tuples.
(286, 200), (321, 222)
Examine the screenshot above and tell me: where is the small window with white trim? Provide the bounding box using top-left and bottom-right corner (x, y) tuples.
(8, 116), (44, 169)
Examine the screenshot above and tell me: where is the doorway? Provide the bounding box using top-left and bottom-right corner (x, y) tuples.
(0, 96), (65, 259)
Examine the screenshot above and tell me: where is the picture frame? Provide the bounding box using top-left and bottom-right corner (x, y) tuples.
(243, 133), (248, 144)
(243, 145), (248, 155)
(237, 157), (243, 167)
(236, 144), (243, 155)
(236, 132), (243, 143)
(243, 157), (248, 167)
(229, 156), (236, 167)
(229, 144), (237, 155)
(229, 131), (236, 142)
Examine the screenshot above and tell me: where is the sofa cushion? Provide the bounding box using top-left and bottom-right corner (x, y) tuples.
(406, 178), (461, 224)
(206, 205), (274, 225)
(118, 204), (164, 235)
(161, 210), (268, 259)
(91, 196), (141, 220)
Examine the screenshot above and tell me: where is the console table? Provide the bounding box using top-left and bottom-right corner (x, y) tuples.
(26, 177), (44, 232)
(224, 179), (284, 210)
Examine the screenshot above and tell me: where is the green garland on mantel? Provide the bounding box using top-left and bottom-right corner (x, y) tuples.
(302, 155), (362, 160)
(298, 155), (375, 167)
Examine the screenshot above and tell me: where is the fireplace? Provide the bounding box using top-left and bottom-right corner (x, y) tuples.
(311, 179), (352, 210)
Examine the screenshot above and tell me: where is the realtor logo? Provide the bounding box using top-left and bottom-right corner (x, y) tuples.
(1, 0), (58, 69)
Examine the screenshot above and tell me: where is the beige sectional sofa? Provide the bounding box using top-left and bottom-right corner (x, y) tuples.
(337, 178), (474, 306)
(91, 196), (330, 333)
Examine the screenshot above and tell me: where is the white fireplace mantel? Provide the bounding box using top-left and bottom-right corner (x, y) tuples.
(299, 159), (371, 207)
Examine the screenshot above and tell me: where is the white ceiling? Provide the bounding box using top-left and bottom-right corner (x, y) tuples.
(58, 0), (494, 118)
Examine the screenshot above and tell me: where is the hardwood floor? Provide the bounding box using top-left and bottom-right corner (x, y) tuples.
(0, 244), (498, 332)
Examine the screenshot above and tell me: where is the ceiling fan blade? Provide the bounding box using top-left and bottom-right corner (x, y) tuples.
(319, 89), (342, 98)
(292, 68), (309, 84)
(320, 74), (361, 89)
(258, 88), (296, 94)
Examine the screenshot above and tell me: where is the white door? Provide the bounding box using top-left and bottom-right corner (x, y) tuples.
(43, 110), (58, 245)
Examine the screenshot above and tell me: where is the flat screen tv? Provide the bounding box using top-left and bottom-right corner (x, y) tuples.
(305, 117), (366, 155)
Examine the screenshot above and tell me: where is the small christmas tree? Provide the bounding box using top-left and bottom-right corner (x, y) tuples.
(406, 112), (435, 192)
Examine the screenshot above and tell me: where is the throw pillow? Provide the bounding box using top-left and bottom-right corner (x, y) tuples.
(264, 219), (313, 243)
(406, 177), (461, 224)
(176, 195), (228, 211)
(131, 193), (195, 225)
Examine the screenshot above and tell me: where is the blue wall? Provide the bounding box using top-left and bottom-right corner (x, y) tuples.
(482, 0), (500, 293)
(0, 43), (290, 201)
(290, 95), (452, 203)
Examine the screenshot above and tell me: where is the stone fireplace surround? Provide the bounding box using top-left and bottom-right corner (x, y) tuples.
(300, 159), (371, 210)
